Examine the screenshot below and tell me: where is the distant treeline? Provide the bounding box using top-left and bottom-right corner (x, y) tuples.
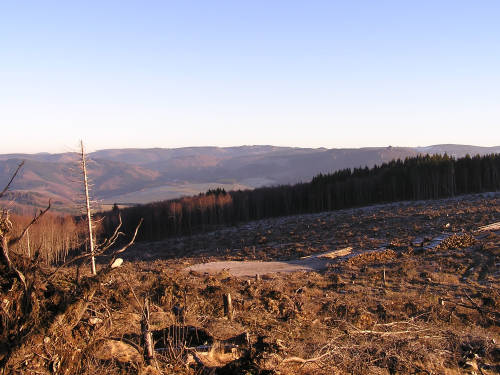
(9, 213), (86, 265)
(101, 153), (500, 242)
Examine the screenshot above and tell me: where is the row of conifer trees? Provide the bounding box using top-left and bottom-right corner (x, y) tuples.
(101, 153), (500, 242)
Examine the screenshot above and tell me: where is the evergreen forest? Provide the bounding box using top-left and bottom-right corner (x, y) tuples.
(101, 153), (500, 242)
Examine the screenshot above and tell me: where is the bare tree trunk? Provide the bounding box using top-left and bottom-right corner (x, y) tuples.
(80, 141), (96, 275)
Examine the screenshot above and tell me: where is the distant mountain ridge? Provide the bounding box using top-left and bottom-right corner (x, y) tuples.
(1, 144), (499, 213)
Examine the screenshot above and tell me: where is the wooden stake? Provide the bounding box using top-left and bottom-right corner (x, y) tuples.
(81, 141), (96, 275)
(141, 297), (155, 364)
(223, 293), (233, 321)
(26, 227), (30, 259)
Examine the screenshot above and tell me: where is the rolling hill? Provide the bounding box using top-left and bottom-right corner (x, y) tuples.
(1, 144), (499, 213)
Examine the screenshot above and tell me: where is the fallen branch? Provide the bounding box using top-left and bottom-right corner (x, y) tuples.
(442, 297), (500, 323)
(477, 222), (500, 232)
(463, 292), (500, 325)
(374, 312), (430, 327)
(281, 351), (331, 365)
(354, 328), (431, 336)
(464, 292), (484, 313)
(343, 320), (432, 337)
(156, 344), (241, 353)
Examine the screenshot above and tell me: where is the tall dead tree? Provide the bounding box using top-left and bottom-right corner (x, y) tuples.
(80, 140), (96, 275)
(0, 161), (142, 374)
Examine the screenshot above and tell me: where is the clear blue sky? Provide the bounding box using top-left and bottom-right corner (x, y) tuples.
(1, 0), (499, 153)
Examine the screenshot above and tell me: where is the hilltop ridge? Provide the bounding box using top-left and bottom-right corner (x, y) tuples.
(1, 144), (499, 213)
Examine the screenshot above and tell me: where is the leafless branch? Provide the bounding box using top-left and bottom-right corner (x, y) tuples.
(109, 218), (143, 257)
(47, 217), (142, 280)
(0, 161), (24, 199)
(97, 214), (123, 251)
(281, 350), (331, 366)
(9, 201), (51, 247)
(1, 237), (27, 290)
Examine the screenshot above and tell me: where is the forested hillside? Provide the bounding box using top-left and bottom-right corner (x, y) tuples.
(3, 144), (500, 213)
(103, 153), (500, 241)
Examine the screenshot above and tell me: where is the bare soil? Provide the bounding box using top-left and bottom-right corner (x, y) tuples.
(186, 247), (353, 277)
(2, 193), (500, 374)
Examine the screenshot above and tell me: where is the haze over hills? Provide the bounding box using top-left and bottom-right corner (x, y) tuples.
(1, 144), (499, 213)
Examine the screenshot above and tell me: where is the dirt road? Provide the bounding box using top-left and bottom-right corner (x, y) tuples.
(186, 247), (353, 277)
